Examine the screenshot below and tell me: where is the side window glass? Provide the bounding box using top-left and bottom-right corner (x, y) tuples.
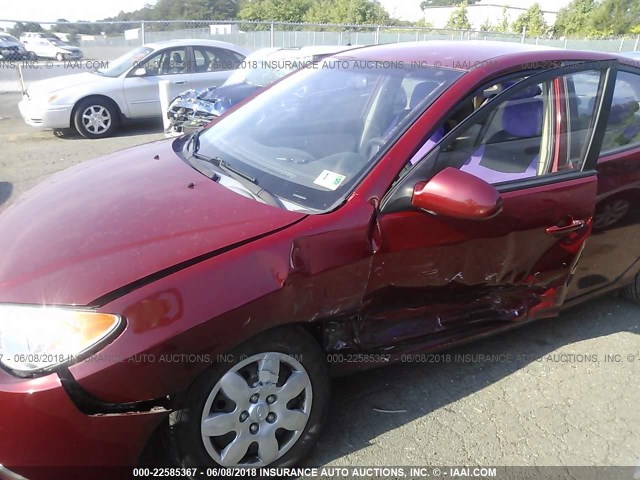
(564, 71), (601, 169)
(601, 71), (640, 154)
(200, 47), (243, 72)
(193, 49), (209, 73)
(432, 81), (552, 185)
(141, 48), (187, 76)
(410, 71), (603, 186)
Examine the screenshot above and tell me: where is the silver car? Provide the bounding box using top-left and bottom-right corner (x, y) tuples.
(18, 39), (248, 138)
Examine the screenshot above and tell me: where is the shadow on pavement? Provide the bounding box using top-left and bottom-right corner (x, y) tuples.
(53, 119), (165, 140)
(307, 295), (638, 465)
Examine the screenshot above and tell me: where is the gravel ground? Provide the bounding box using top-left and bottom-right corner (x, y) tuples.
(0, 92), (639, 473)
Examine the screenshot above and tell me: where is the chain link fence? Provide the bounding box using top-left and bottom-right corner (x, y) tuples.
(1, 19), (639, 93)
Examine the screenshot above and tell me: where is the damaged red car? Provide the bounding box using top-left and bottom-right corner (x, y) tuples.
(1, 41), (640, 478)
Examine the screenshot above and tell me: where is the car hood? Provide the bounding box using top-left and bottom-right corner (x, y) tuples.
(0, 139), (304, 306)
(26, 72), (100, 97)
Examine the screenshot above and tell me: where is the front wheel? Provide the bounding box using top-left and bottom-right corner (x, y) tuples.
(172, 327), (329, 468)
(73, 98), (119, 139)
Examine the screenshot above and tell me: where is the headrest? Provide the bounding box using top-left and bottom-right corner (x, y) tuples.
(502, 98), (543, 138)
(410, 81), (439, 110)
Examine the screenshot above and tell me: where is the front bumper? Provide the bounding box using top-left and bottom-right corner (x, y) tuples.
(59, 51), (83, 60)
(18, 96), (72, 129)
(0, 368), (168, 480)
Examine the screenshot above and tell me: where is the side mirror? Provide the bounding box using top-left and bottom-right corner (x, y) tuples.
(132, 67), (147, 77)
(411, 167), (503, 220)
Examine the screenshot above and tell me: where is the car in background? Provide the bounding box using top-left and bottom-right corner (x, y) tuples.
(167, 45), (352, 134)
(2, 42), (640, 478)
(18, 39), (248, 138)
(0, 32), (28, 60)
(20, 33), (83, 61)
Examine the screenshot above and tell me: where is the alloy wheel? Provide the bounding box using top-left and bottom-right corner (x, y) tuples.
(81, 105), (112, 135)
(200, 352), (312, 466)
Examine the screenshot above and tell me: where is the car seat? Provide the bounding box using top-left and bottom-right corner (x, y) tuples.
(459, 86), (543, 184)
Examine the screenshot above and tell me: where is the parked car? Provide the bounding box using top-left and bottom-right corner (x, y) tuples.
(167, 45), (352, 134)
(18, 39), (248, 138)
(2, 41), (640, 478)
(0, 32), (28, 60)
(20, 33), (83, 61)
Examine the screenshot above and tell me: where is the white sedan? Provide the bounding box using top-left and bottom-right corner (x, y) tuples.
(18, 39), (248, 138)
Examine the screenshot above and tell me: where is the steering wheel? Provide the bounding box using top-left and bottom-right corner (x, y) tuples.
(363, 136), (387, 160)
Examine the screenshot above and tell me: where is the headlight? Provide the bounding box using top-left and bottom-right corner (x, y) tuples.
(0, 305), (122, 376)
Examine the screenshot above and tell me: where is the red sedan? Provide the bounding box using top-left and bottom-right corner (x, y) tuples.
(1, 41), (640, 478)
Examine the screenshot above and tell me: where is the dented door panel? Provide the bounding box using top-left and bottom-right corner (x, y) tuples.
(360, 175), (597, 350)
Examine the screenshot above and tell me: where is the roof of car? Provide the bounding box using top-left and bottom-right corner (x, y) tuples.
(143, 38), (247, 52)
(333, 40), (618, 71)
(246, 45), (353, 62)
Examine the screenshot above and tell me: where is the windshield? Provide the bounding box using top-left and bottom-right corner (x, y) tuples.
(49, 39), (70, 47)
(96, 46), (154, 77)
(197, 61), (463, 212)
(224, 49), (317, 88)
(0, 34), (20, 44)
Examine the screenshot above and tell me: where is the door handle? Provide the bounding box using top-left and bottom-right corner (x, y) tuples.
(173, 81), (186, 85)
(545, 219), (585, 235)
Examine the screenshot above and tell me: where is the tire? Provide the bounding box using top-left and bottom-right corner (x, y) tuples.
(622, 273), (640, 305)
(593, 198), (631, 230)
(56, 52), (64, 61)
(172, 326), (329, 469)
(27, 51), (37, 60)
(73, 98), (119, 139)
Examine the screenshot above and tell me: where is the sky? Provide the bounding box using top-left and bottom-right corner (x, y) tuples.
(0, 0), (573, 23)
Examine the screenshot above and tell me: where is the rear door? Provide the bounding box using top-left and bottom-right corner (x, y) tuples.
(190, 46), (244, 90)
(359, 62), (616, 350)
(567, 66), (640, 298)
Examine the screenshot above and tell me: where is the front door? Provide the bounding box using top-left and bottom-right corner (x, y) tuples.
(359, 63), (615, 350)
(123, 46), (192, 118)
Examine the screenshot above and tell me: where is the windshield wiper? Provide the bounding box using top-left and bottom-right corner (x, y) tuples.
(186, 131), (283, 208)
(188, 132), (256, 183)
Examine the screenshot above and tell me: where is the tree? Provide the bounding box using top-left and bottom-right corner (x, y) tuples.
(490, 6), (511, 33)
(420, 0), (479, 9)
(304, 0), (390, 24)
(8, 22), (45, 38)
(512, 3), (548, 36)
(102, 0), (240, 22)
(54, 19), (102, 36)
(553, 0), (595, 36)
(589, 0), (640, 36)
(238, 0), (313, 23)
(480, 18), (492, 31)
(415, 18), (434, 28)
(446, 0), (471, 30)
